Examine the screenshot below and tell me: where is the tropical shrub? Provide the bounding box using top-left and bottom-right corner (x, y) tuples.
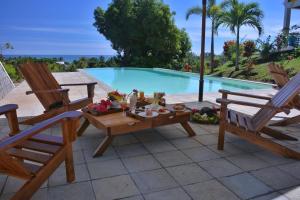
(275, 32), (288, 50)
(223, 40), (236, 60)
(243, 40), (256, 58)
(257, 36), (275, 60)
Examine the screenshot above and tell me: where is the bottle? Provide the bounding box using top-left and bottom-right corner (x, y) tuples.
(129, 90), (138, 111)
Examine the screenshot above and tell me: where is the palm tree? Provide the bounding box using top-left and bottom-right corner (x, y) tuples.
(219, 0), (263, 71)
(186, 0), (221, 73)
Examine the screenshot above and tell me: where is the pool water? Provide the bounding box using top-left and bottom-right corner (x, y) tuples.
(84, 67), (272, 94)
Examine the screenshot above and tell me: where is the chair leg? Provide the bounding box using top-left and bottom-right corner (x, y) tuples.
(218, 123), (226, 150)
(270, 115), (300, 126)
(65, 145), (75, 183)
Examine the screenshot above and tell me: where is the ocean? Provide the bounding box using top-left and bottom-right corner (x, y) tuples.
(3, 55), (114, 62)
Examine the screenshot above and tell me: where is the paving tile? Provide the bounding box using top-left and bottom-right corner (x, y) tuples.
(112, 135), (139, 146)
(189, 124), (213, 135)
(115, 144), (149, 158)
(0, 175), (7, 193)
(253, 151), (294, 165)
(144, 187), (191, 200)
(198, 158), (242, 178)
(220, 173), (273, 199)
(131, 169), (178, 194)
(122, 155), (161, 173)
(2, 177), (47, 194)
(232, 140), (264, 153)
(92, 175), (139, 200)
(251, 192), (289, 200)
(194, 134), (219, 145)
(49, 164), (90, 186)
(227, 154), (270, 171)
(251, 167), (300, 190)
(169, 138), (202, 149)
(83, 146), (118, 163)
(278, 162), (300, 179)
(280, 186), (300, 200)
(143, 141), (176, 153)
(156, 126), (186, 139)
(79, 138), (101, 150)
(48, 181), (95, 200)
(154, 150), (192, 167)
(0, 188), (48, 200)
(166, 163), (212, 185)
(208, 143), (245, 157)
(120, 195), (144, 200)
(182, 147), (220, 162)
(87, 159), (127, 179)
(184, 179), (239, 200)
(134, 129), (165, 143)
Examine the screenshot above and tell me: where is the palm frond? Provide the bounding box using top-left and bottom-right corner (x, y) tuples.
(186, 6), (202, 20)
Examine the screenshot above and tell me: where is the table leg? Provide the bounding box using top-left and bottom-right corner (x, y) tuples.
(180, 122), (196, 137)
(93, 135), (114, 157)
(77, 119), (90, 137)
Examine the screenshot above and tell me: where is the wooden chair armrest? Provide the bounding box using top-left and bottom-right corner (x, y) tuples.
(216, 98), (290, 113)
(26, 89), (69, 95)
(59, 82), (97, 87)
(218, 89), (272, 100)
(0, 104), (18, 115)
(0, 111), (82, 151)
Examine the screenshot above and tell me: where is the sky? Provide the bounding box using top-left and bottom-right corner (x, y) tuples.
(0, 0), (300, 56)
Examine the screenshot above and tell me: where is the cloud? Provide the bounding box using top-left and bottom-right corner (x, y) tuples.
(9, 26), (96, 35)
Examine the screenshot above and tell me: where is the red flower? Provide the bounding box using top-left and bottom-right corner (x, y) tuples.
(192, 109), (199, 114)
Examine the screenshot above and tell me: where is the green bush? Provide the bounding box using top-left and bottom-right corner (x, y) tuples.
(3, 63), (20, 81)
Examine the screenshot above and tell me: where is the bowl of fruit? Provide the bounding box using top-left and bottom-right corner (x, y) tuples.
(191, 107), (219, 124)
(83, 99), (123, 116)
(108, 90), (125, 108)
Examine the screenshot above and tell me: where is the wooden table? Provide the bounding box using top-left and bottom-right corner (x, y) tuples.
(77, 108), (196, 157)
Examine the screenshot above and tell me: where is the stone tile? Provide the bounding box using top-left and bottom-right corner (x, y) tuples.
(156, 126), (186, 139)
(251, 167), (300, 190)
(169, 138), (202, 149)
(92, 175), (139, 200)
(182, 147), (220, 162)
(227, 154), (270, 171)
(115, 144), (149, 158)
(208, 143), (245, 157)
(194, 134), (219, 145)
(0, 188), (48, 200)
(232, 140), (264, 153)
(166, 163), (212, 185)
(280, 186), (300, 200)
(112, 135), (139, 146)
(49, 164), (90, 186)
(134, 129), (165, 143)
(131, 169), (178, 194)
(143, 141), (176, 153)
(87, 159), (127, 179)
(79, 138), (101, 150)
(253, 151), (294, 165)
(83, 146), (118, 163)
(122, 155), (161, 173)
(48, 181), (95, 200)
(144, 187), (191, 200)
(120, 195), (144, 200)
(198, 158), (242, 178)
(154, 150), (192, 167)
(251, 192), (289, 200)
(0, 175), (7, 193)
(278, 162), (300, 179)
(2, 177), (47, 194)
(189, 124), (213, 135)
(220, 173), (273, 199)
(184, 179), (239, 200)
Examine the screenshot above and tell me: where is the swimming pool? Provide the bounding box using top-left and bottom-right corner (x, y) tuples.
(84, 67), (272, 94)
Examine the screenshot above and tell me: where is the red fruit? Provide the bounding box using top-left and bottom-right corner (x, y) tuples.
(96, 104), (108, 112)
(192, 109), (199, 114)
(106, 100), (112, 106)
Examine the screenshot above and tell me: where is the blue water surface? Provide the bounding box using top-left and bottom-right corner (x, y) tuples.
(84, 67), (272, 94)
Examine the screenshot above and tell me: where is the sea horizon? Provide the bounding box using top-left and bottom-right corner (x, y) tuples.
(3, 54), (115, 62)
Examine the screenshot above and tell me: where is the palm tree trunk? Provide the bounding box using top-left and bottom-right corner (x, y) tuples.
(235, 27), (240, 71)
(210, 19), (215, 74)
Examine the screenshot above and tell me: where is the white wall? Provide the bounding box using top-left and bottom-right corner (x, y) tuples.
(0, 61), (14, 99)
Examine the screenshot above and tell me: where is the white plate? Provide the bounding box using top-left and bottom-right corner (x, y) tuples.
(138, 111), (159, 118)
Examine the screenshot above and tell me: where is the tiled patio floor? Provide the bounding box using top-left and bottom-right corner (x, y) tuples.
(1, 118), (300, 200)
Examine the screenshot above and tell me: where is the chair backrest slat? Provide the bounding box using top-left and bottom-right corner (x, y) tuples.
(19, 62), (70, 111)
(252, 72), (300, 131)
(268, 63), (289, 88)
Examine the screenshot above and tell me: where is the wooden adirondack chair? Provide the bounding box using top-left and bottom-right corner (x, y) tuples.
(217, 72), (300, 159)
(18, 62), (97, 125)
(268, 63), (300, 126)
(0, 104), (81, 200)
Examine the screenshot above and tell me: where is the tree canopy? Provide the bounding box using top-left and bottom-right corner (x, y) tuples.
(94, 0), (191, 67)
